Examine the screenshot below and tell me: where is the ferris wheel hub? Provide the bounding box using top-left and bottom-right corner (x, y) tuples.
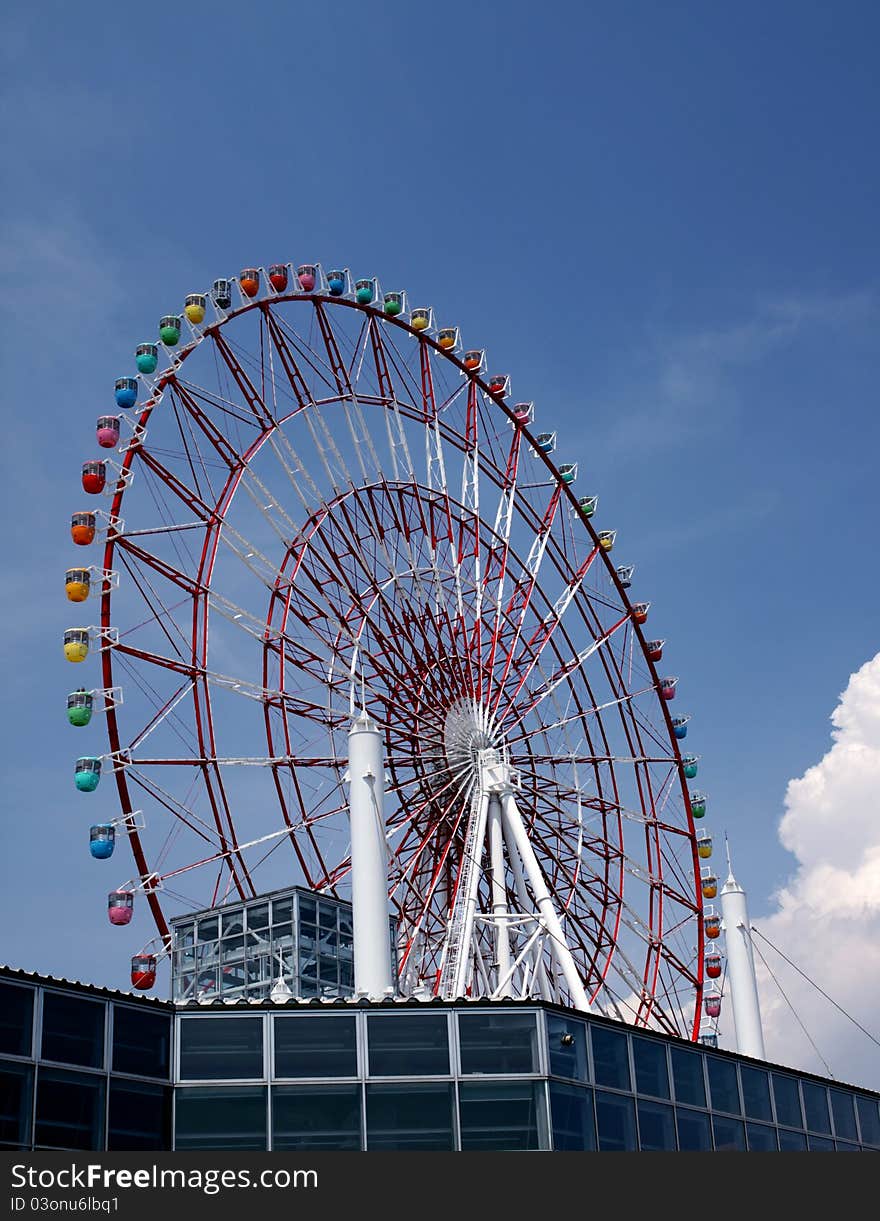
(442, 699), (499, 782)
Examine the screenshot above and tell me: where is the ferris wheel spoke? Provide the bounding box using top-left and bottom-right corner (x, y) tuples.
(499, 607), (633, 729)
(209, 328), (277, 430)
(172, 376), (264, 432)
(286, 502), (474, 707)
(113, 553), (194, 664)
(312, 300), (355, 397)
(492, 554), (613, 725)
(507, 682), (661, 744)
(135, 445), (214, 521)
(478, 427), (523, 700)
(154, 822), (303, 886)
(125, 768), (226, 848)
(394, 783), (476, 974)
(374, 322), (431, 412)
(418, 343), (469, 626)
(278, 560), (445, 709)
(485, 484), (563, 718)
(116, 535), (204, 600)
(267, 306), (347, 397)
(167, 379), (242, 478)
(457, 380), (486, 682)
(125, 680), (196, 753)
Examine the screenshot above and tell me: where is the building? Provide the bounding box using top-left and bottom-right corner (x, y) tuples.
(2, 961), (878, 1152)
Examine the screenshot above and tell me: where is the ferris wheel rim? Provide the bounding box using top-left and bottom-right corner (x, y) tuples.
(87, 276), (704, 1032)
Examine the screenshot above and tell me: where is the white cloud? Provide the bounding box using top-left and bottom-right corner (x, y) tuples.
(721, 653), (880, 1092)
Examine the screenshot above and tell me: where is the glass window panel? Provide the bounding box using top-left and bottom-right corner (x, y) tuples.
(802, 1081), (831, 1133)
(676, 1107), (712, 1151)
(740, 1065), (772, 1121)
(712, 1115), (746, 1151)
(197, 916), (218, 941)
(856, 1096), (880, 1146)
(108, 1080), (170, 1150)
(298, 896), (317, 924)
(0, 1060), (33, 1148)
(41, 992), (105, 1069)
(746, 1121), (777, 1151)
(175, 947), (196, 974)
(0, 984), (34, 1057)
(547, 1015), (589, 1082)
(112, 1005), (170, 1079)
(771, 1074), (803, 1128)
(318, 956), (339, 988)
(174, 1086), (266, 1150)
(195, 967), (218, 998)
(246, 956), (270, 994)
(830, 1089), (858, 1142)
(706, 1057), (740, 1115)
(220, 935), (244, 959)
(176, 923), (194, 947)
(272, 1084), (361, 1150)
(637, 1099), (676, 1150)
(272, 898), (293, 924)
(835, 1141), (860, 1151)
(778, 1127), (807, 1150)
(367, 1083), (454, 1151)
(34, 1067), (104, 1151)
(671, 1046), (706, 1107)
(549, 1082), (595, 1150)
(595, 1089), (637, 1151)
(271, 923), (294, 975)
(458, 1012), (539, 1075)
(459, 1081), (548, 1151)
(807, 1133), (834, 1150)
(318, 900), (338, 928)
(338, 910), (353, 938)
(220, 962), (247, 994)
(590, 1026), (631, 1091)
(179, 1017), (264, 1080)
(367, 1015), (449, 1076)
(220, 909), (243, 936)
(274, 1015), (357, 1079)
(632, 1036), (669, 1099)
(247, 904), (269, 930)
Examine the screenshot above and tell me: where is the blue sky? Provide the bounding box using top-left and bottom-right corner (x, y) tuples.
(2, 3), (878, 1082)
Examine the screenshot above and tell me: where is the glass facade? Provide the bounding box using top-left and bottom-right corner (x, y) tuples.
(0, 974), (172, 1151)
(3, 969), (878, 1152)
(171, 1004), (880, 1151)
(170, 885), (393, 1003)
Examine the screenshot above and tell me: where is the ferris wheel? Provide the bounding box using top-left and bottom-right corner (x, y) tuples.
(63, 262), (713, 1037)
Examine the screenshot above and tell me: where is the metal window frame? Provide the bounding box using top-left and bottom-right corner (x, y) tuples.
(175, 1011), (268, 1084)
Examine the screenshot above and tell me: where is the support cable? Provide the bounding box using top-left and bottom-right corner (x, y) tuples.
(751, 925), (880, 1051)
(748, 933), (836, 1080)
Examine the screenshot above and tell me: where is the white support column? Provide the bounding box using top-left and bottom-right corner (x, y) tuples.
(501, 792), (590, 1012)
(487, 794), (513, 996)
(719, 851), (765, 1060)
(348, 712), (394, 999)
(451, 790), (490, 998)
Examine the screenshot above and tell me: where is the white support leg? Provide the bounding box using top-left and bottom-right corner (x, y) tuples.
(451, 790), (490, 998)
(488, 794), (513, 996)
(501, 792), (590, 1012)
(501, 813), (546, 997)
